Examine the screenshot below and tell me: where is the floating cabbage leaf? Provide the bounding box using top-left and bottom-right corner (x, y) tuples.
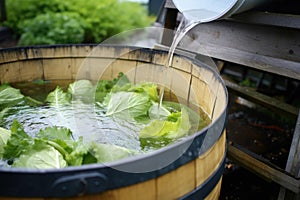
(95, 72), (130, 103)
(0, 127), (11, 158)
(148, 102), (171, 120)
(0, 84), (24, 109)
(106, 91), (151, 122)
(0, 84), (42, 109)
(140, 107), (191, 149)
(36, 126), (90, 166)
(2, 122), (91, 168)
(3, 120), (33, 160)
(90, 143), (136, 163)
(46, 86), (71, 106)
(68, 80), (94, 103)
(13, 139), (67, 169)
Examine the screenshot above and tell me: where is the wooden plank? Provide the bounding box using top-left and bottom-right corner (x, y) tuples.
(196, 132), (226, 187)
(154, 44), (220, 73)
(161, 7), (178, 46)
(227, 144), (300, 194)
(277, 111), (300, 199)
(278, 188), (300, 200)
(178, 20), (300, 80)
(116, 179), (156, 200)
(156, 161), (195, 199)
(200, 45), (300, 80)
(184, 20), (300, 64)
(164, 0), (176, 9)
(285, 110), (300, 177)
(277, 111), (300, 200)
(230, 11), (300, 29)
(224, 79), (299, 119)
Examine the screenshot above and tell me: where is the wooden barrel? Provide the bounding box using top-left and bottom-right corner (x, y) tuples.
(0, 45), (228, 200)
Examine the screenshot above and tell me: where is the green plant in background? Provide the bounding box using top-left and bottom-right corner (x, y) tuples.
(3, 0), (70, 35)
(239, 78), (256, 88)
(18, 12), (87, 46)
(68, 0), (154, 43)
(2, 0), (154, 45)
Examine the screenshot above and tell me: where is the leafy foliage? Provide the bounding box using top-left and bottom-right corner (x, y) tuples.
(105, 91), (151, 122)
(67, 0), (154, 43)
(2, 120), (33, 160)
(46, 86), (71, 106)
(139, 106), (191, 149)
(3, 0), (154, 45)
(45, 73), (126, 105)
(90, 143), (137, 163)
(3, 0), (70, 35)
(18, 12), (87, 46)
(0, 84), (24, 109)
(36, 126), (90, 166)
(0, 73), (208, 169)
(13, 140), (67, 169)
(1, 121), (134, 168)
(68, 80), (94, 103)
(0, 127), (11, 158)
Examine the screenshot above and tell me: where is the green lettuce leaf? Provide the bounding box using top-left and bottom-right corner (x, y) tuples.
(3, 120), (33, 160)
(37, 126), (74, 156)
(0, 107), (10, 124)
(140, 107), (191, 149)
(13, 139), (67, 169)
(164, 101), (210, 132)
(148, 102), (171, 120)
(68, 80), (94, 103)
(95, 72), (130, 103)
(110, 82), (158, 101)
(37, 126), (73, 143)
(0, 127), (11, 158)
(0, 84), (42, 109)
(2, 122), (92, 168)
(128, 82), (159, 101)
(37, 126), (90, 166)
(2, 122), (70, 168)
(0, 84), (24, 109)
(95, 80), (115, 103)
(23, 96), (43, 106)
(114, 72), (131, 87)
(67, 138), (91, 166)
(106, 91), (151, 122)
(140, 120), (177, 138)
(90, 143), (136, 163)
(46, 86), (71, 106)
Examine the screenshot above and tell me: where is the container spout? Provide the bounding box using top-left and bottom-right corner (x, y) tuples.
(172, 0), (271, 22)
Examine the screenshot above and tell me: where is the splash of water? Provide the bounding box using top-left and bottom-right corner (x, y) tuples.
(158, 17), (199, 115)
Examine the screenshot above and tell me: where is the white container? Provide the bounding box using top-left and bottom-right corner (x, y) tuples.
(172, 0), (271, 22)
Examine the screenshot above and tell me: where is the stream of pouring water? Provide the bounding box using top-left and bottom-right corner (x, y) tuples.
(158, 17), (199, 113)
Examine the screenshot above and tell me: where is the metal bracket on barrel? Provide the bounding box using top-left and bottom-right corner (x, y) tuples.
(51, 172), (107, 197)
